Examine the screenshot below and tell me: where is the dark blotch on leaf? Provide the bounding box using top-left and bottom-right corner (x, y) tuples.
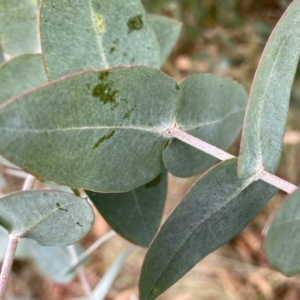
(56, 202), (68, 212)
(99, 71), (109, 81)
(93, 131), (115, 149)
(127, 15), (143, 34)
(92, 72), (119, 110)
(109, 39), (119, 54)
(145, 174), (162, 189)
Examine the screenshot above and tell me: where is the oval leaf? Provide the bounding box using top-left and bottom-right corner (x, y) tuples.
(0, 0), (40, 55)
(0, 67), (180, 192)
(86, 169), (167, 247)
(139, 158), (277, 300)
(0, 54), (48, 105)
(238, 0), (300, 179)
(40, 0), (160, 79)
(264, 187), (300, 276)
(148, 15), (181, 66)
(163, 74), (246, 177)
(0, 190), (94, 245)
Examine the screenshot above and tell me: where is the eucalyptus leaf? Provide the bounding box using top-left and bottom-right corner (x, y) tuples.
(40, 0), (160, 80)
(238, 0), (300, 179)
(163, 74), (247, 177)
(86, 168), (167, 247)
(139, 159), (277, 300)
(264, 188), (300, 276)
(0, 190), (94, 245)
(0, 46), (4, 65)
(25, 240), (82, 283)
(0, 54), (48, 105)
(0, 0), (40, 55)
(148, 14), (181, 66)
(0, 67), (180, 192)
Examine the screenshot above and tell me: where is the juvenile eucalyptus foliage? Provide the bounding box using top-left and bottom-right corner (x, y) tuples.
(0, 0), (300, 299)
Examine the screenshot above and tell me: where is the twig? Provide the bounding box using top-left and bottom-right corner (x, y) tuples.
(62, 231), (116, 275)
(167, 127), (298, 194)
(22, 174), (36, 190)
(0, 236), (19, 299)
(0, 174), (36, 299)
(67, 245), (94, 300)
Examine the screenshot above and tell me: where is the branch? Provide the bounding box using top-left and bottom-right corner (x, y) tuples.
(0, 174), (36, 299)
(0, 236), (18, 300)
(67, 245), (94, 300)
(167, 127), (297, 194)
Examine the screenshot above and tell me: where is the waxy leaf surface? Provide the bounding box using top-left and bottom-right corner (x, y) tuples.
(139, 159), (277, 300)
(40, 0), (160, 80)
(238, 0), (300, 179)
(0, 190), (94, 245)
(0, 46), (4, 64)
(0, 67), (180, 192)
(264, 188), (300, 276)
(0, 54), (48, 105)
(163, 74), (247, 177)
(0, 0), (40, 55)
(86, 169), (167, 247)
(148, 15), (181, 66)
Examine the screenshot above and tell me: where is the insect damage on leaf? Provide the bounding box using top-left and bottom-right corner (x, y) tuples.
(127, 15), (143, 34)
(92, 72), (119, 110)
(93, 131), (115, 149)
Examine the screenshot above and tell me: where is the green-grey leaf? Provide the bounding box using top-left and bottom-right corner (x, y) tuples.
(139, 159), (277, 300)
(0, 229), (30, 261)
(148, 14), (181, 66)
(25, 240), (81, 283)
(86, 169), (167, 247)
(0, 67), (180, 192)
(0, 54), (48, 105)
(238, 0), (300, 179)
(0, 190), (94, 245)
(264, 188), (300, 276)
(163, 74), (247, 177)
(0, 0), (40, 55)
(0, 45), (4, 65)
(40, 0), (160, 80)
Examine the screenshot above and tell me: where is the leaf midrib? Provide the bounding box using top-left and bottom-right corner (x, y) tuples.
(182, 109), (245, 131)
(12, 200), (75, 238)
(0, 126), (168, 135)
(87, 0), (109, 69)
